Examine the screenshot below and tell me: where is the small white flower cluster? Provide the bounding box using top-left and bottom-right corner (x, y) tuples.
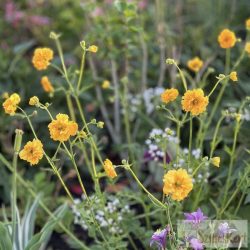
(143, 87), (164, 114)
(188, 168), (210, 183)
(71, 195), (131, 234)
(145, 128), (178, 162)
(122, 93), (142, 115)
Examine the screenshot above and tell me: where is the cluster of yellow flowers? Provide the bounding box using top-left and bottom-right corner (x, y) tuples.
(161, 88), (209, 116)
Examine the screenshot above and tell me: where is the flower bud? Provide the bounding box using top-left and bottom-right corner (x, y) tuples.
(166, 58), (175, 65)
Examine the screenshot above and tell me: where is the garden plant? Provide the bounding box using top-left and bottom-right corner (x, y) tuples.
(0, 0), (250, 249)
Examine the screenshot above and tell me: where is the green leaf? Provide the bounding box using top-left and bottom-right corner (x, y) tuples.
(25, 204), (68, 250)
(0, 222), (12, 250)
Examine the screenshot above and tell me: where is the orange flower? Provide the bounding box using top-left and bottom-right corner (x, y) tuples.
(181, 89), (209, 116)
(103, 159), (117, 179)
(32, 48), (54, 70)
(246, 18), (250, 30)
(230, 71), (238, 82)
(245, 42), (250, 55)
(161, 88), (179, 104)
(41, 76), (54, 93)
(218, 29), (236, 49)
(187, 57), (203, 72)
(163, 169), (193, 201)
(19, 139), (43, 165)
(2, 93), (21, 115)
(48, 114), (78, 142)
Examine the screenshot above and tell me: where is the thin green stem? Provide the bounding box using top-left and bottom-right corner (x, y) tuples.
(11, 147), (18, 243)
(91, 145), (101, 194)
(63, 142), (88, 198)
(174, 63), (188, 91)
(53, 38), (74, 93)
(222, 120), (240, 206)
(77, 51), (86, 92)
(188, 116), (193, 168)
(128, 167), (166, 209)
(210, 116), (225, 158)
(66, 93), (76, 121)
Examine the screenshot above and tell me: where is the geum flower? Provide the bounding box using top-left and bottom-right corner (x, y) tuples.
(19, 139), (43, 165)
(218, 29), (236, 49)
(41, 76), (54, 93)
(48, 114), (78, 142)
(161, 88), (179, 104)
(2, 93), (20, 115)
(184, 208), (207, 225)
(181, 89), (209, 116)
(150, 226), (170, 250)
(32, 48), (53, 70)
(163, 169), (193, 201)
(103, 159), (117, 179)
(187, 57), (203, 72)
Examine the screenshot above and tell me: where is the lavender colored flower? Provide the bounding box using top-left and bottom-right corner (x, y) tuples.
(189, 237), (204, 250)
(217, 222), (236, 238)
(29, 15), (50, 26)
(184, 208), (207, 224)
(150, 226), (170, 250)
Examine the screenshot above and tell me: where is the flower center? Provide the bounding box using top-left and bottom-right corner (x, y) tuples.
(191, 99), (199, 105)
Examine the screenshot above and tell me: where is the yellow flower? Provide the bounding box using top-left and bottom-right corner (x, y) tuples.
(187, 57), (203, 72)
(41, 76), (54, 93)
(103, 159), (117, 179)
(161, 88), (179, 104)
(181, 89), (209, 116)
(218, 29), (236, 49)
(48, 114), (78, 142)
(2, 93), (21, 115)
(245, 42), (250, 55)
(163, 169), (193, 201)
(32, 48), (53, 70)
(88, 45), (98, 53)
(211, 157), (220, 168)
(246, 18), (250, 30)
(19, 139), (43, 165)
(29, 96), (39, 106)
(230, 71), (238, 82)
(102, 80), (110, 89)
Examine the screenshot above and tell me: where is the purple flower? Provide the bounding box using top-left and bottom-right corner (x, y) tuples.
(29, 15), (50, 26)
(217, 222), (236, 238)
(184, 208), (207, 224)
(189, 238), (204, 250)
(150, 226), (170, 250)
